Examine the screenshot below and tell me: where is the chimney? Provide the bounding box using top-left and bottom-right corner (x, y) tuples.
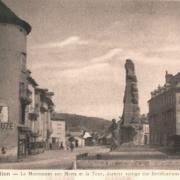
(165, 71), (173, 84)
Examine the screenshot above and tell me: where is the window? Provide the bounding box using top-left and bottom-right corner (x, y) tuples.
(19, 82), (26, 98)
(20, 52), (26, 71)
(0, 106), (8, 122)
(52, 137), (56, 143)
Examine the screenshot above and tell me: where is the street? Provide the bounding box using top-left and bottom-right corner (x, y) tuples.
(0, 146), (109, 169)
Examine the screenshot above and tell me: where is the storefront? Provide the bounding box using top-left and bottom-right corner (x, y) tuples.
(18, 126), (31, 158)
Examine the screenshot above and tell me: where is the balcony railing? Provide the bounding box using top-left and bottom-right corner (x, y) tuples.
(28, 113), (38, 121)
(40, 102), (48, 112)
(31, 129), (40, 137)
(20, 84), (32, 105)
(28, 108), (39, 121)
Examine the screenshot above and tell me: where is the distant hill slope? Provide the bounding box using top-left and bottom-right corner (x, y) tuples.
(51, 113), (111, 133)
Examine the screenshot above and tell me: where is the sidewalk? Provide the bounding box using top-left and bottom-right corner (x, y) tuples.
(0, 146), (109, 169)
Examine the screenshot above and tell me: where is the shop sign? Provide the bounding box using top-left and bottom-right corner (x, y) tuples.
(0, 122), (13, 129)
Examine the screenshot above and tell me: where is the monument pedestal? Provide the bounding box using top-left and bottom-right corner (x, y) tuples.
(120, 123), (143, 146)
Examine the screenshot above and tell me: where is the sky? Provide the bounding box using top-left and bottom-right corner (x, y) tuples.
(3, 0), (180, 120)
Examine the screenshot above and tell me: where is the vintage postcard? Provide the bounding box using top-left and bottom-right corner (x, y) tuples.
(0, 0), (180, 179)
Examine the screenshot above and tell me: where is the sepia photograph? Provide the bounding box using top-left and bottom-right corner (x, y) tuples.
(1, 0), (180, 177)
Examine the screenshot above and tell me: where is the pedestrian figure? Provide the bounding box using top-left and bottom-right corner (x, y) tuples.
(70, 141), (74, 152)
(1, 147), (6, 154)
(60, 142), (64, 150)
(109, 119), (119, 151)
(49, 143), (52, 150)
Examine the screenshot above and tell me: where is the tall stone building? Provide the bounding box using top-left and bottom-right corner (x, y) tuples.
(148, 71), (180, 148)
(0, 1), (55, 160)
(0, 1), (31, 160)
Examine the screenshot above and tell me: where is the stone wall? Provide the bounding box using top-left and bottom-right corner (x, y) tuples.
(0, 23), (27, 159)
(76, 159), (180, 169)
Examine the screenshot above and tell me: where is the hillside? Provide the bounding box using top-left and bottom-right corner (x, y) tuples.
(51, 113), (111, 133)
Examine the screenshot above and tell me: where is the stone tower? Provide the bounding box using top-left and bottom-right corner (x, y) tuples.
(0, 1), (31, 160)
(121, 59), (140, 126)
(119, 59), (141, 145)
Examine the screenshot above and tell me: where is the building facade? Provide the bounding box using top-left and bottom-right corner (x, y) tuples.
(0, 1), (31, 160)
(138, 114), (149, 145)
(50, 120), (66, 150)
(142, 123), (149, 145)
(18, 71), (39, 157)
(148, 72), (180, 147)
(35, 88), (54, 150)
(0, 1), (54, 160)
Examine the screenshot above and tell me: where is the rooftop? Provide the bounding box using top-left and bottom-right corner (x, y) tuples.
(150, 72), (180, 99)
(0, 0), (31, 34)
(27, 76), (38, 87)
